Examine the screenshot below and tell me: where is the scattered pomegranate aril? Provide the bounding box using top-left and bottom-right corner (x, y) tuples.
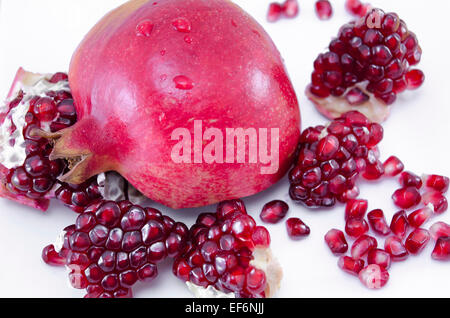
(422, 191), (448, 214)
(359, 264), (389, 289)
(307, 8), (424, 122)
(351, 234), (377, 259)
(390, 210), (409, 239)
(399, 171), (423, 189)
(431, 237), (450, 261)
(260, 200), (289, 224)
(282, 0), (299, 18)
(384, 236), (409, 261)
(367, 209), (391, 235)
(267, 3), (283, 22)
(44, 200), (189, 298)
(405, 228), (430, 255)
(392, 187), (421, 209)
(407, 207), (432, 228)
(345, 199), (368, 220)
(429, 222), (450, 241)
(289, 111), (383, 208)
(286, 218), (310, 239)
(423, 174), (449, 193)
(367, 248), (391, 270)
(315, 0), (333, 20)
(338, 256), (365, 275)
(174, 199), (281, 298)
(325, 229), (348, 254)
(383, 156), (404, 177)
(42, 244), (66, 266)
(345, 218), (369, 238)
(405, 69), (425, 89)
(345, 0), (370, 17)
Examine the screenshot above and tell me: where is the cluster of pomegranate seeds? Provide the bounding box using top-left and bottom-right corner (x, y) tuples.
(309, 8), (424, 106)
(267, 0), (299, 22)
(3, 74), (77, 202)
(315, 0), (333, 20)
(42, 200), (189, 298)
(260, 200), (289, 224)
(289, 111), (383, 208)
(55, 177), (102, 213)
(173, 199), (277, 298)
(345, 0), (371, 17)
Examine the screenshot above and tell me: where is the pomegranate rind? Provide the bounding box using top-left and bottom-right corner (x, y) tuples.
(306, 84), (391, 124)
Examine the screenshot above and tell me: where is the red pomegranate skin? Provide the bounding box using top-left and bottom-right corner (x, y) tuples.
(61, 0), (300, 208)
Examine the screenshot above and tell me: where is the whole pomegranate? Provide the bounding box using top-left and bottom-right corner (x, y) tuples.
(51, 0), (300, 209)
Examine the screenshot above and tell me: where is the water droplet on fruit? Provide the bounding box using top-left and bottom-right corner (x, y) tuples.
(135, 20), (154, 37)
(160, 50), (166, 56)
(184, 36), (193, 44)
(231, 19), (238, 27)
(172, 18), (191, 33)
(173, 76), (194, 90)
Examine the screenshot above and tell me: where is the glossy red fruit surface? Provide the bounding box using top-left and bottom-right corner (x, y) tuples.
(260, 200), (289, 224)
(431, 237), (450, 261)
(405, 228), (430, 254)
(383, 156), (404, 177)
(422, 191), (448, 214)
(384, 236), (408, 261)
(338, 256), (365, 275)
(367, 248), (391, 269)
(407, 207), (432, 228)
(351, 234), (377, 259)
(390, 210), (409, 239)
(367, 209), (391, 235)
(429, 222), (450, 241)
(359, 264), (389, 289)
(59, 0), (301, 209)
(423, 174), (449, 193)
(345, 199), (368, 220)
(392, 187), (421, 209)
(315, 0), (333, 20)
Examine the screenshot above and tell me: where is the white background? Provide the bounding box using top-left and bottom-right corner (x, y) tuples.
(0, 0), (449, 298)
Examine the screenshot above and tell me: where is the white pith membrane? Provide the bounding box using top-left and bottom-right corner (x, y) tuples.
(306, 81), (390, 124)
(0, 72), (70, 170)
(186, 247), (283, 298)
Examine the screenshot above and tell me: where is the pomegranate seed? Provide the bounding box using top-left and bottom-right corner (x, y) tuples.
(338, 256), (365, 275)
(405, 228), (430, 254)
(351, 235), (377, 259)
(359, 264), (389, 289)
(345, 0), (369, 17)
(367, 209), (391, 235)
(267, 3), (283, 22)
(42, 244), (66, 266)
(392, 187), (421, 209)
(282, 0), (299, 18)
(367, 248), (391, 270)
(422, 191), (448, 214)
(407, 207), (432, 228)
(429, 222), (450, 241)
(260, 200), (289, 224)
(324, 229), (348, 254)
(345, 218), (369, 238)
(252, 226), (271, 247)
(390, 210), (409, 239)
(383, 156), (404, 177)
(345, 87), (369, 105)
(286, 218), (310, 239)
(362, 160), (385, 180)
(399, 171), (423, 189)
(315, 0), (333, 20)
(424, 174), (449, 193)
(431, 237), (450, 261)
(405, 69), (425, 89)
(345, 199), (368, 220)
(384, 236), (409, 261)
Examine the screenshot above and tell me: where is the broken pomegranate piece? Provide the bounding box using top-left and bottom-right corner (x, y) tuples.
(43, 200), (189, 298)
(0, 68), (75, 211)
(307, 8), (424, 122)
(289, 111), (384, 208)
(173, 199), (282, 298)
